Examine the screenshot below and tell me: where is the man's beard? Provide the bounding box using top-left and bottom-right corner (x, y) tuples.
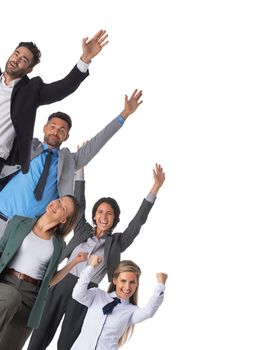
(44, 135), (62, 148)
(5, 60), (27, 79)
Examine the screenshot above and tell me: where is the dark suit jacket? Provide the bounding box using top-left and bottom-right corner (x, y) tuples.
(60, 180), (154, 281)
(0, 65), (88, 173)
(0, 216), (65, 328)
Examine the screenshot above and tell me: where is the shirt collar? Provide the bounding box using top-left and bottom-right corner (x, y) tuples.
(109, 291), (130, 304)
(92, 228), (112, 239)
(0, 73), (21, 87)
(42, 143), (59, 156)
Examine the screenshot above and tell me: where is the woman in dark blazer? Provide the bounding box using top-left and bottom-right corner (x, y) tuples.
(0, 195), (87, 350)
(27, 164), (166, 350)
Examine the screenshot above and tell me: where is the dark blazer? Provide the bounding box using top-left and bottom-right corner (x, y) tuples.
(0, 65), (88, 173)
(0, 216), (65, 328)
(60, 180), (154, 281)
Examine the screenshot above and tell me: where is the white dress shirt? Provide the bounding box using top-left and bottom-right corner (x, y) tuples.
(71, 265), (165, 350)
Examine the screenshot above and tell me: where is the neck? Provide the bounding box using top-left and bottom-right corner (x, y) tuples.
(34, 215), (56, 239)
(95, 228), (106, 238)
(3, 72), (14, 85)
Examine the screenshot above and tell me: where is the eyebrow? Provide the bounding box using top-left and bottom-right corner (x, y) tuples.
(120, 279), (136, 283)
(15, 49), (30, 64)
(59, 198), (67, 212)
(49, 122), (67, 131)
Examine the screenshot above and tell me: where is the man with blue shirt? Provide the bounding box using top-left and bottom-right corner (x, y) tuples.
(0, 89), (143, 238)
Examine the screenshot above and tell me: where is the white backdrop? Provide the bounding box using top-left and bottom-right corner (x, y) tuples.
(1, 0), (262, 349)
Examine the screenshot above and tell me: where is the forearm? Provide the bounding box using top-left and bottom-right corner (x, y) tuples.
(39, 65), (88, 104)
(49, 259), (77, 286)
(72, 265), (95, 305)
(131, 283), (165, 324)
(75, 117), (123, 169)
(121, 199), (154, 250)
(149, 183), (162, 196)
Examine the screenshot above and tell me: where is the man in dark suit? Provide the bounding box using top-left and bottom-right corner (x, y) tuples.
(0, 30), (108, 174)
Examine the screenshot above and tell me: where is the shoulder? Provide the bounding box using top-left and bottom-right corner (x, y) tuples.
(59, 147), (73, 156)
(110, 231), (122, 239)
(10, 215), (35, 224)
(7, 215), (36, 231)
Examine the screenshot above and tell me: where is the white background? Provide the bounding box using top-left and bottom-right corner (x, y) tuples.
(1, 0), (262, 349)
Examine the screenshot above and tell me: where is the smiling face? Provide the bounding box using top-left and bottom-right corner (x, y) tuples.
(94, 202), (115, 237)
(46, 196), (74, 224)
(113, 271), (138, 300)
(43, 117), (70, 148)
(5, 46), (34, 79)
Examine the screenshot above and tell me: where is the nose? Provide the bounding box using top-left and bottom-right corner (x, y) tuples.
(124, 283), (131, 290)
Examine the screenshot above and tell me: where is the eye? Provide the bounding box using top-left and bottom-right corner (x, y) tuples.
(58, 129), (67, 136)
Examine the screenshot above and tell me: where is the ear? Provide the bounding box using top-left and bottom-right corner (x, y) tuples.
(112, 278), (117, 286)
(60, 218), (67, 224)
(64, 132), (70, 141)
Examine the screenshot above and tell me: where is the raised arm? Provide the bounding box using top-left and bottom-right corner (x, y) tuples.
(73, 166), (88, 233)
(130, 272), (168, 325)
(74, 89), (143, 170)
(119, 164), (165, 251)
(72, 255), (103, 306)
(38, 30), (108, 105)
(49, 252), (88, 286)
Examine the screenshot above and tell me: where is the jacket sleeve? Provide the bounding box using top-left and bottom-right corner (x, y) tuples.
(59, 180), (92, 262)
(73, 117), (123, 170)
(38, 65), (89, 105)
(130, 283), (165, 325)
(0, 222), (10, 256)
(0, 216), (19, 256)
(119, 199), (154, 252)
(73, 180), (88, 235)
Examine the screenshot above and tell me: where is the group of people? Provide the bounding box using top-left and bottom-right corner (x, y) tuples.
(0, 30), (168, 350)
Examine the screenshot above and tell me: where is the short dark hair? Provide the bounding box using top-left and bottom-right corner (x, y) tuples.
(47, 111), (72, 130)
(92, 197), (121, 231)
(17, 42), (41, 67)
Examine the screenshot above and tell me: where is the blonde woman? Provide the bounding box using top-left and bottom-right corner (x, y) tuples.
(71, 256), (168, 349)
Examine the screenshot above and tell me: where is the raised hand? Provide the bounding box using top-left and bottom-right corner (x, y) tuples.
(121, 89), (143, 119)
(75, 252), (88, 264)
(81, 30), (109, 63)
(156, 272), (168, 285)
(150, 163), (165, 195)
(89, 254), (102, 267)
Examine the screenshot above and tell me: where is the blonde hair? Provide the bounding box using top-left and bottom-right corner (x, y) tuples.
(107, 260), (141, 347)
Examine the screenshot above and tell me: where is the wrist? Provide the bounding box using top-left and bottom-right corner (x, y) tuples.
(80, 54), (92, 64)
(117, 115), (125, 126)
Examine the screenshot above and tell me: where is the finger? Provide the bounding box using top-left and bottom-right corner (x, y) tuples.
(99, 41), (109, 49)
(135, 90), (143, 99)
(130, 89), (138, 99)
(98, 33), (109, 44)
(93, 30), (105, 40)
(82, 37), (89, 44)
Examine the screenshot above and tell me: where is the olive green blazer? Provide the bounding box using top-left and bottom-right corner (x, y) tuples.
(0, 215), (65, 328)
